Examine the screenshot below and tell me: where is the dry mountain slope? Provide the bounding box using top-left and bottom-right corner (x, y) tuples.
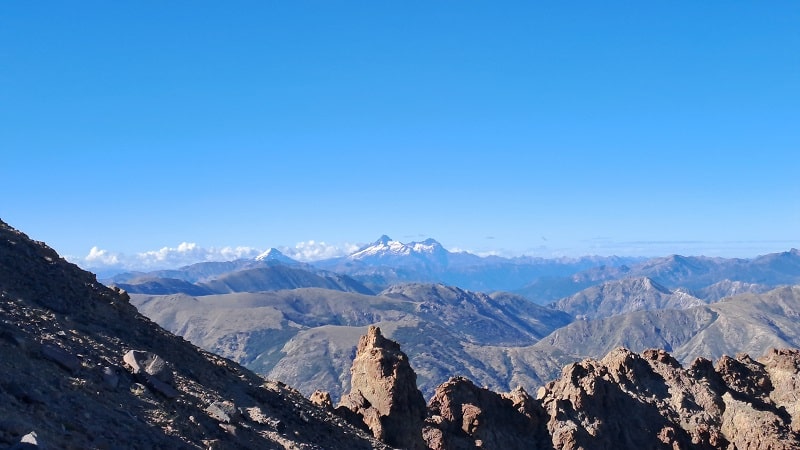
(550, 276), (705, 320)
(518, 250), (800, 304)
(534, 285), (800, 372)
(132, 283), (573, 400)
(0, 218), (387, 449)
(113, 264), (373, 296)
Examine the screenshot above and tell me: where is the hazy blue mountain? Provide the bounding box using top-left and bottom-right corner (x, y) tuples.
(694, 279), (773, 302)
(114, 264), (373, 296)
(315, 235), (639, 292)
(550, 277), (705, 320)
(516, 250), (800, 304)
(115, 277), (216, 296)
(199, 266), (374, 295)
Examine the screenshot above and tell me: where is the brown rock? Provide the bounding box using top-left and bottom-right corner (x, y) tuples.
(424, 376), (545, 450)
(537, 346), (800, 450)
(759, 348), (800, 433)
(310, 390), (333, 410)
(539, 347), (727, 449)
(338, 326), (427, 449)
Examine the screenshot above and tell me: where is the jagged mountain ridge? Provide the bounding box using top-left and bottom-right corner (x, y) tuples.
(111, 263), (373, 296)
(535, 285), (800, 366)
(335, 326), (800, 449)
(550, 276), (705, 320)
(517, 250), (800, 304)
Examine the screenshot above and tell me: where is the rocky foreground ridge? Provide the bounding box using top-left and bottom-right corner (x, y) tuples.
(2, 218), (799, 449)
(0, 219), (386, 449)
(329, 325), (800, 449)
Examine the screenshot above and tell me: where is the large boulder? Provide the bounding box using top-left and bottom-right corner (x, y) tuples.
(122, 350), (178, 398)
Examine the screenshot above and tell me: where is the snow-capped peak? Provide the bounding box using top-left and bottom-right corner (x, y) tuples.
(349, 236), (446, 260)
(255, 248), (293, 262)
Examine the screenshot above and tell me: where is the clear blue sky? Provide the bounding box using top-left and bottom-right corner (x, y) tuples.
(2, 2), (799, 267)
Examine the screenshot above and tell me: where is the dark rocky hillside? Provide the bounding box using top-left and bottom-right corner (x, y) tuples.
(0, 219), (387, 449)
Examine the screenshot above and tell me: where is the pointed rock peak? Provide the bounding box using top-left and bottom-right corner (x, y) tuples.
(419, 238), (442, 247)
(359, 325), (399, 353)
(641, 277), (664, 290)
(374, 235), (393, 245)
(255, 247), (291, 261)
(340, 325), (426, 449)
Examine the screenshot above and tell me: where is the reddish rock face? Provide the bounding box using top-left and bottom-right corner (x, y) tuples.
(537, 347), (800, 450)
(423, 376), (547, 450)
(338, 325), (427, 450)
(335, 323), (800, 450)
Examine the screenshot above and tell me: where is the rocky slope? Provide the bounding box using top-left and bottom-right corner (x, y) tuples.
(0, 219), (387, 449)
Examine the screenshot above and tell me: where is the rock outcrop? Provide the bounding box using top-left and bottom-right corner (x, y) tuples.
(338, 325), (427, 449)
(334, 326), (800, 450)
(537, 347), (800, 449)
(423, 376), (547, 449)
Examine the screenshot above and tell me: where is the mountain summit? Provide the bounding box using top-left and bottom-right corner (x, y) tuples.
(254, 247), (296, 264)
(349, 236), (447, 262)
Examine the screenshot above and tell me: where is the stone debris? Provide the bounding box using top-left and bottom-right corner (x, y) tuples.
(122, 349), (179, 398)
(205, 400), (240, 424)
(100, 365), (120, 389)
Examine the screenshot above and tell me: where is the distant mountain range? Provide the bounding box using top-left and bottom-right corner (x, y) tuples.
(105, 235), (800, 306)
(106, 235), (641, 296)
(100, 235), (800, 402)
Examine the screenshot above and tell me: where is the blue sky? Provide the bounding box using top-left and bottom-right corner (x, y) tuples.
(2, 2), (799, 268)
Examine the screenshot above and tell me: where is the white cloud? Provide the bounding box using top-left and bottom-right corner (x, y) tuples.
(279, 240), (361, 261)
(76, 242), (262, 271)
(84, 246), (120, 265)
(73, 239), (362, 272)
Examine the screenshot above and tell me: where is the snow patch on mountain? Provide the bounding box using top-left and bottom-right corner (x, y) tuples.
(349, 236), (446, 260)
